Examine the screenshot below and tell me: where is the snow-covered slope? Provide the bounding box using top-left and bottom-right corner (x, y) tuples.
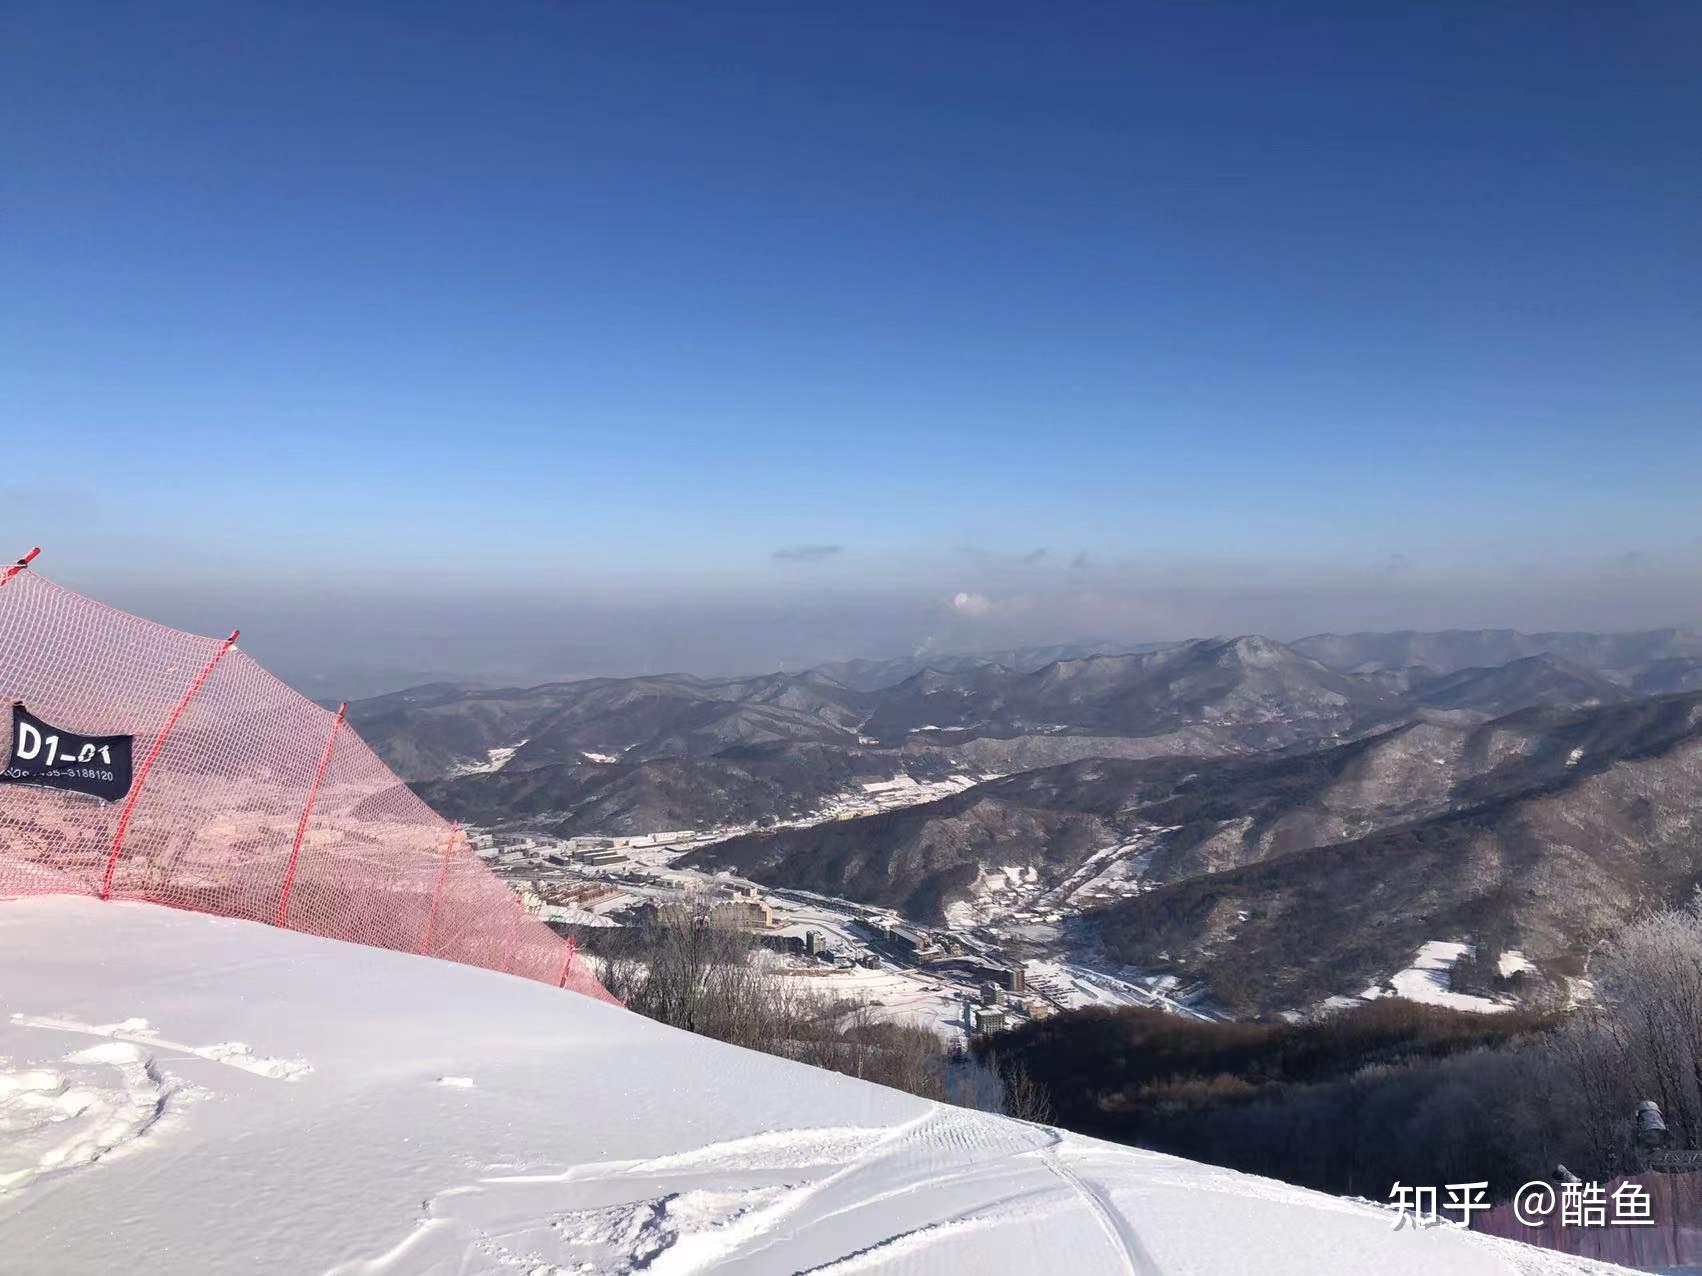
(0, 898), (1620, 1275)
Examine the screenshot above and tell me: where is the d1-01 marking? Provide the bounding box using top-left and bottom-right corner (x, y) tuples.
(0, 702), (134, 802)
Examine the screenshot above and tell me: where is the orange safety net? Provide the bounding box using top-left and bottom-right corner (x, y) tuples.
(0, 557), (619, 1005)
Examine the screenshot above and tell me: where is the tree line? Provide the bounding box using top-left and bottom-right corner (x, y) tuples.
(572, 891), (1702, 1203)
(977, 898), (1702, 1200)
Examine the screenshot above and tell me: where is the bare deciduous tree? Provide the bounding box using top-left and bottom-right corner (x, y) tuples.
(584, 897), (1011, 1107)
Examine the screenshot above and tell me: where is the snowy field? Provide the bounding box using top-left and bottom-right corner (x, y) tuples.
(1361, 941), (1518, 1014)
(942, 834), (1160, 935)
(0, 898), (1624, 1275)
(1023, 958), (1211, 1019)
(777, 963), (978, 1043)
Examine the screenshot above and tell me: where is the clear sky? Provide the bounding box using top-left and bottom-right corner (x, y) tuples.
(4, 2), (1699, 689)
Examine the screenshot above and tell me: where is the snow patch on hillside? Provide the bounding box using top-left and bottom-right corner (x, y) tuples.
(450, 741), (528, 775)
(1363, 941), (1511, 1014)
(1497, 949), (1537, 978)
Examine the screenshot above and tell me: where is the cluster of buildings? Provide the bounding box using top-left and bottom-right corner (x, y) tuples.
(471, 831), (629, 869)
(529, 879), (621, 910)
(856, 916), (1026, 991)
(474, 820), (1045, 1041)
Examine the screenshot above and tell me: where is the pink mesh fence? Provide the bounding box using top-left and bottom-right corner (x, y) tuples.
(0, 553), (619, 1005)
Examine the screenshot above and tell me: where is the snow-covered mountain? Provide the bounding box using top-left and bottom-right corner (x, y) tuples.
(1292, 629), (1702, 683)
(0, 897), (1620, 1275)
(1096, 691), (1702, 1013)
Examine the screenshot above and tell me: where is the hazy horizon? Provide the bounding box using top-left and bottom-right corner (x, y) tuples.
(11, 544), (1696, 699)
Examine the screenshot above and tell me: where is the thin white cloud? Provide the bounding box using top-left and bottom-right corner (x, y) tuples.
(773, 544), (843, 563)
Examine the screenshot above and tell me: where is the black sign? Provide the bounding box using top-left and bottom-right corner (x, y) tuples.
(0, 703), (134, 802)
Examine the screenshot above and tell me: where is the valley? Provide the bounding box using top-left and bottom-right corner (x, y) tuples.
(370, 627), (1702, 1030)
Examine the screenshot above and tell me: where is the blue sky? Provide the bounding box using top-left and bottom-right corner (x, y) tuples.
(4, 2), (1699, 684)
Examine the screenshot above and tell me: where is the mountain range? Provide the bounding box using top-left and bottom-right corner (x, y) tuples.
(365, 628), (1702, 1014)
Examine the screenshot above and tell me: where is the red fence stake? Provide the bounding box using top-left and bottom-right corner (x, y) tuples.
(1, 562), (622, 1002)
(419, 822), (459, 956)
(501, 907), (521, 973)
(0, 547), (40, 588)
(101, 629), (240, 900)
(274, 702), (347, 928)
